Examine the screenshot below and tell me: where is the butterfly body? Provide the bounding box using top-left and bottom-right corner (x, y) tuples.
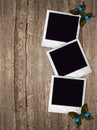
(69, 2), (95, 27)
(68, 104), (94, 127)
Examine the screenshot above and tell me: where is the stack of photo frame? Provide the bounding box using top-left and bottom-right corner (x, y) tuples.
(42, 10), (92, 114)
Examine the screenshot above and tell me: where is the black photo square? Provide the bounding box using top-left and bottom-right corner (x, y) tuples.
(42, 10), (81, 48)
(47, 40), (92, 77)
(48, 76), (86, 114)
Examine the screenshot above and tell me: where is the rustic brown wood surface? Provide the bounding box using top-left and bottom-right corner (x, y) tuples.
(0, 0), (97, 130)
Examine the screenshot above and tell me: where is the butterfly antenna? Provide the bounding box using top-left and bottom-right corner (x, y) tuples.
(83, 1), (86, 8)
(83, 1), (85, 5)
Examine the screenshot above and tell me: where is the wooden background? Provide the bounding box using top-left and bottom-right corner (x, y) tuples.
(0, 0), (97, 130)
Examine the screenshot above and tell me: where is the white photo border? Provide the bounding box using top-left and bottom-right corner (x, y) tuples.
(42, 10), (81, 48)
(46, 39), (92, 77)
(48, 75), (86, 114)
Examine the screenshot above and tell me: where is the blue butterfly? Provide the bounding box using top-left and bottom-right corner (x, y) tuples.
(68, 104), (94, 128)
(69, 2), (95, 27)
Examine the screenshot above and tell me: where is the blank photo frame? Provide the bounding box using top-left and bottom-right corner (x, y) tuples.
(46, 39), (92, 77)
(42, 10), (81, 48)
(48, 76), (86, 114)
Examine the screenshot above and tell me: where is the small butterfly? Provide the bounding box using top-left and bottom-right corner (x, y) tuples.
(69, 2), (95, 27)
(68, 104), (94, 128)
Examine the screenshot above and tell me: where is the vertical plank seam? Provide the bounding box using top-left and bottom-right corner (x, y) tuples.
(13, 0), (17, 129)
(3, 0), (6, 130)
(25, 0), (29, 130)
(13, 0), (18, 129)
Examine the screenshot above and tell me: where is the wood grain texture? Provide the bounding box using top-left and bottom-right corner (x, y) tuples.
(0, 0), (16, 130)
(0, 0), (97, 130)
(14, 0), (28, 130)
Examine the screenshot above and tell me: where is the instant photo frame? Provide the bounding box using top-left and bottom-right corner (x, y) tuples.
(46, 39), (92, 77)
(48, 76), (86, 114)
(42, 10), (81, 48)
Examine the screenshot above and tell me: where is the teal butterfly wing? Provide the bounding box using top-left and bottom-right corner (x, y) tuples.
(69, 2), (86, 15)
(80, 16), (86, 27)
(68, 112), (82, 127)
(81, 104), (94, 120)
(84, 13), (95, 20)
(85, 13), (95, 18)
(81, 103), (88, 114)
(68, 112), (80, 119)
(69, 8), (80, 15)
(80, 13), (95, 27)
(76, 119), (82, 128)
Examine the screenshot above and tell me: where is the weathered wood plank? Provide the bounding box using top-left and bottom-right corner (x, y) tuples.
(81, 0), (97, 130)
(26, 1), (50, 129)
(0, 0), (16, 130)
(26, 0), (69, 130)
(14, 0), (28, 130)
